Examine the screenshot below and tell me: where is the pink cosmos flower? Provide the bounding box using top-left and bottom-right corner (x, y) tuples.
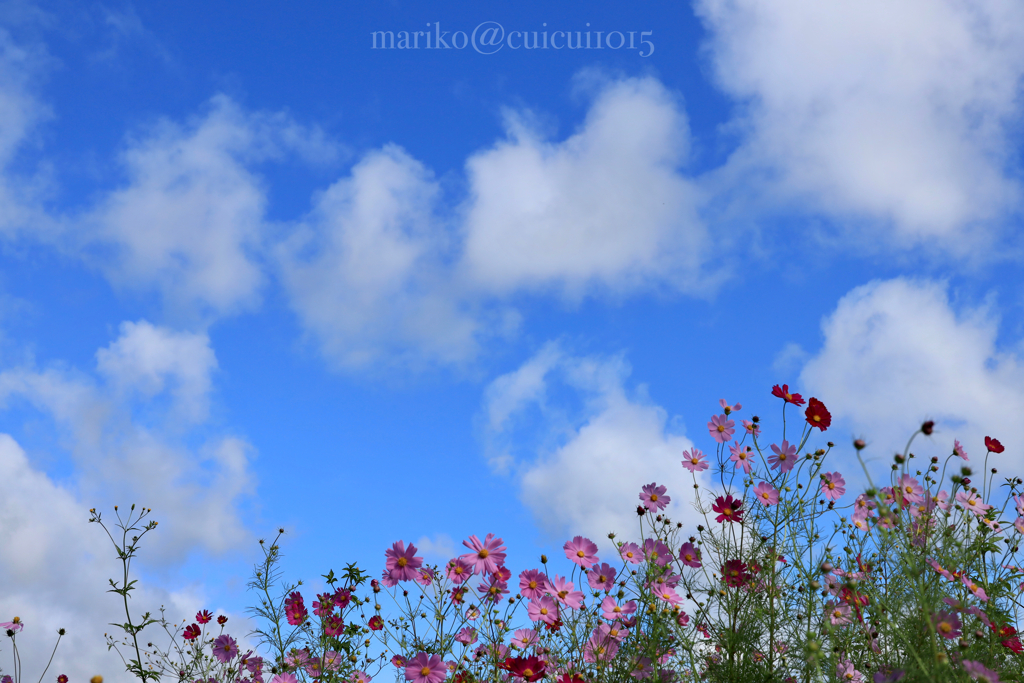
(380, 568), (399, 588)
(268, 675), (298, 683)
(932, 611), (961, 639)
(961, 575), (989, 601)
(583, 630), (620, 663)
(742, 419), (760, 436)
(460, 533), (507, 575)
(619, 542), (642, 564)
(478, 575), (509, 603)
(896, 475), (924, 506)
(600, 596), (636, 620)
(454, 627), (477, 645)
(729, 442), (753, 474)
(350, 672), (371, 683)
(405, 652), (446, 683)
(719, 398), (741, 414)
(963, 660), (1001, 683)
(312, 593), (334, 617)
(563, 536), (600, 568)
(953, 440), (968, 460)
(966, 606), (992, 629)
(753, 482), (779, 506)
(708, 414), (735, 443)
(767, 440), (797, 473)
(527, 596), (559, 624)
(446, 558), (472, 584)
(414, 567), (435, 587)
(826, 601), (851, 625)
(821, 472), (846, 501)
(631, 657), (654, 679)
(510, 628), (538, 649)
(642, 538), (672, 566)
(956, 490), (992, 517)
(681, 448), (709, 473)
(1016, 517), (1024, 535)
(548, 574), (584, 609)
(835, 660), (862, 682)
(284, 592), (308, 626)
(678, 541), (701, 567)
(519, 569), (549, 600)
(639, 483), (671, 512)
(587, 562), (617, 591)
(385, 541), (424, 582)
(212, 634), (238, 663)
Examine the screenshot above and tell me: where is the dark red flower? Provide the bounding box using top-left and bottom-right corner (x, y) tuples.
(195, 610), (213, 624)
(57, 675), (68, 683)
(183, 624), (201, 641)
(712, 495), (744, 524)
(543, 617), (564, 632)
(505, 656), (547, 681)
(771, 384), (805, 406)
(556, 675), (587, 683)
(217, 615), (227, 625)
(284, 591), (308, 626)
(985, 436), (1004, 453)
(492, 565), (512, 582)
(332, 587), (351, 608)
(368, 615), (384, 631)
(804, 398), (831, 431)
(721, 560), (751, 587)
(323, 615), (345, 637)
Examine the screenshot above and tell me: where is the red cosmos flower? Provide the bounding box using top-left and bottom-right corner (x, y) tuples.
(985, 436), (1005, 453)
(183, 624), (201, 641)
(712, 495), (744, 524)
(543, 617), (564, 632)
(57, 676), (68, 683)
(721, 560), (751, 587)
(196, 610), (213, 624)
(284, 591), (308, 626)
(995, 624), (1023, 652)
(217, 615), (228, 625)
(368, 615), (384, 631)
(804, 398), (831, 431)
(503, 655), (547, 681)
(771, 384), (805, 406)
(555, 675), (587, 683)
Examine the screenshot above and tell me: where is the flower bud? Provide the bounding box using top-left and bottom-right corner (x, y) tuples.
(961, 466), (972, 476)
(853, 439), (866, 451)
(921, 421), (934, 435)
(540, 555), (548, 564)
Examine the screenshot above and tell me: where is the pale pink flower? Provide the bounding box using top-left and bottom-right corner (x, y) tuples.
(600, 596), (636, 620)
(454, 627), (477, 645)
(896, 475), (924, 505)
(527, 596), (558, 624)
(932, 611), (961, 639)
(961, 575), (989, 601)
(742, 419), (760, 435)
(826, 601), (851, 625)
(729, 442), (753, 474)
(385, 541), (424, 582)
(583, 629), (620, 663)
(678, 541), (701, 567)
(563, 535), (600, 568)
(753, 482), (779, 506)
(955, 490), (992, 517)
(619, 542), (643, 564)
(681, 448), (709, 473)
(446, 558), (473, 585)
(459, 533), (506, 575)
(510, 628), (537, 649)
(953, 440), (968, 460)
(821, 472), (846, 501)
(719, 398), (741, 414)
(767, 440), (796, 473)
(1015, 517), (1024, 535)
(963, 660), (1001, 683)
(642, 538), (672, 566)
(836, 659), (862, 682)
(708, 414), (735, 443)
(1015, 495), (1024, 517)
(548, 574), (584, 609)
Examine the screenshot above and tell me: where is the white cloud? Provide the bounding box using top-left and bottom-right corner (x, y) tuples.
(800, 277), (1024, 474)
(0, 433), (257, 683)
(413, 533), (457, 563)
(484, 344), (708, 549)
(460, 76), (711, 298)
(96, 320), (216, 424)
(278, 144), (497, 369)
(696, 0), (1024, 249)
(83, 95), (337, 320)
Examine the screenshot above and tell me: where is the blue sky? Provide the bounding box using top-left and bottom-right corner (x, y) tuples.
(3, 0), (1024, 680)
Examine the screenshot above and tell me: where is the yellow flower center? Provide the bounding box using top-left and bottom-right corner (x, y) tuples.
(397, 557), (408, 567)
(420, 667), (431, 677)
(940, 623), (952, 634)
(523, 669), (534, 677)
(650, 494), (658, 501)
(540, 607), (548, 615)
(577, 550), (585, 558)
(479, 549), (489, 558)
(529, 580), (538, 589)
(828, 482), (835, 490)
(717, 425), (725, 433)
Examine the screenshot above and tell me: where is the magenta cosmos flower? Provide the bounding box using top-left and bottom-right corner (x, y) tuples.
(639, 483), (670, 512)
(708, 414), (735, 443)
(404, 652), (446, 683)
(681, 448), (709, 473)
(712, 494), (744, 523)
(0, 618), (23, 634)
(519, 569), (549, 600)
(642, 538), (673, 566)
(820, 472), (846, 501)
(212, 634), (238, 663)
(768, 440), (797, 473)
(963, 660), (1001, 683)
(932, 610), (962, 639)
(564, 536), (600, 568)
(460, 533), (506, 575)
(753, 482), (779, 506)
(386, 540), (424, 582)
(619, 542), (642, 564)
(549, 574), (584, 609)
(896, 475), (924, 505)
(679, 541), (701, 568)
(284, 592), (307, 626)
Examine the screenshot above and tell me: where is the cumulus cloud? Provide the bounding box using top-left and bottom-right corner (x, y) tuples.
(483, 343), (708, 548)
(696, 0), (1024, 250)
(460, 76), (711, 298)
(277, 144), (503, 369)
(96, 320), (217, 424)
(0, 434), (256, 683)
(82, 95), (337, 320)
(800, 277), (1024, 473)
